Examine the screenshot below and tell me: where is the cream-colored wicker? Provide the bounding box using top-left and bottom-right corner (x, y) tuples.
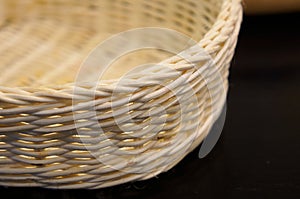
(0, 0), (242, 189)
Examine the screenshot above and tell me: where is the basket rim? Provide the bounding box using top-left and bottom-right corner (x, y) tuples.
(0, 0), (242, 104)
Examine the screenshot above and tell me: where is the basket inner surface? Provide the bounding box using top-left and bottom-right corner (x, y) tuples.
(0, 0), (222, 87)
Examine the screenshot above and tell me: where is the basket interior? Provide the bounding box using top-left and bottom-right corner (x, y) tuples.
(0, 0), (223, 87)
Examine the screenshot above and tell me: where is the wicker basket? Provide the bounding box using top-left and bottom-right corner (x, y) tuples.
(0, 0), (242, 189)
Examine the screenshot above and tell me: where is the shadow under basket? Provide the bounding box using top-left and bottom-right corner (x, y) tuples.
(0, 0), (242, 189)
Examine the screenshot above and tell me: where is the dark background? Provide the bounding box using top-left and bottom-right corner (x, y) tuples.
(1, 13), (299, 199)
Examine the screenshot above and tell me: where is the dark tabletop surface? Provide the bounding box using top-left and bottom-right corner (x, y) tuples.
(1, 12), (300, 199)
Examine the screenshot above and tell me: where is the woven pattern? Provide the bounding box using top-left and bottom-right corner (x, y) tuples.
(0, 0), (242, 189)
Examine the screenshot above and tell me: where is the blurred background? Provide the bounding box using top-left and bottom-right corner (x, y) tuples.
(1, 1), (299, 198)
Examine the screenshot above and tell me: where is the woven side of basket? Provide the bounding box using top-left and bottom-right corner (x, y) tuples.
(0, 0), (242, 189)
